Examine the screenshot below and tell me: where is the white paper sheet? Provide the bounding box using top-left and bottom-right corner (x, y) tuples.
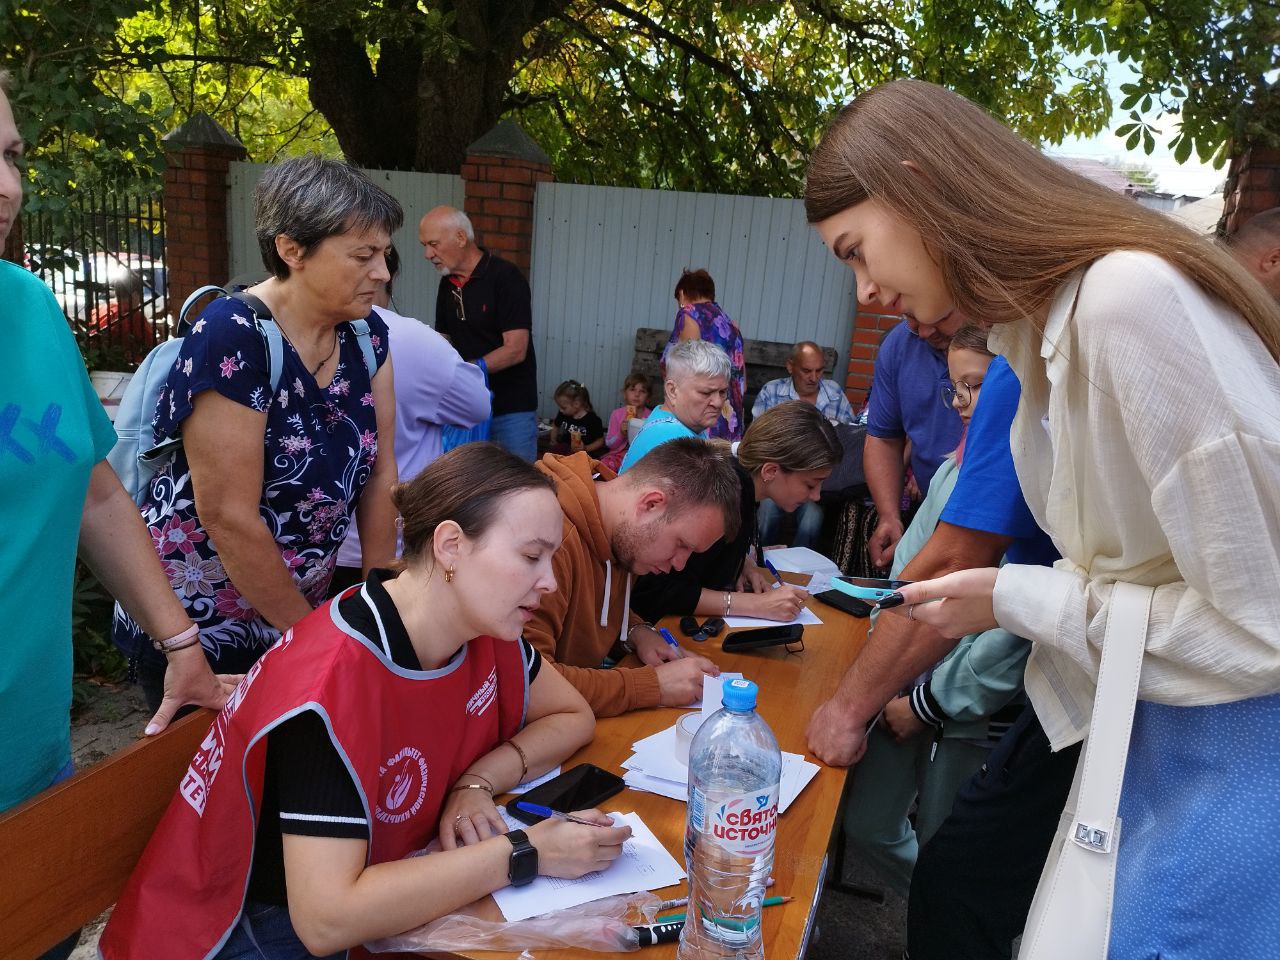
(625, 723), (821, 815)
(507, 766), (561, 795)
(691, 672), (743, 709)
(491, 811), (685, 922)
(761, 546), (842, 576)
(723, 606), (823, 630)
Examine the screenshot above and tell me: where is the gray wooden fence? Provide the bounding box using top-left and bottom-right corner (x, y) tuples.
(227, 165), (858, 422)
(227, 162), (464, 326)
(528, 181), (857, 419)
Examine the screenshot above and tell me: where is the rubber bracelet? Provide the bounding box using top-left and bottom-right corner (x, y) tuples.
(153, 623), (200, 654)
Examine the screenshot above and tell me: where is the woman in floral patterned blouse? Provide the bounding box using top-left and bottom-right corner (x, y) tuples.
(660, 268), (746, 440)
(114, 156), (400, 702)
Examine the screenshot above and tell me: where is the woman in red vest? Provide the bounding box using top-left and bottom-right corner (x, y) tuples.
(102, 442), (631, 960)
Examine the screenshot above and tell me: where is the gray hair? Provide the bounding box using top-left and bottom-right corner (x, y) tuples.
(665, 338), (732, 383)
(255, 155), (404, 279)
(435, 206), (476, 242)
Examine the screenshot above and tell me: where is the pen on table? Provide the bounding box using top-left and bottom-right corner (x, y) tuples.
(512, 801), (611, 827)
(657, 626), (685, 658)
(762, 557), (785, 588)
(658, 895), (793, 925)
(655, 876), (774, 912)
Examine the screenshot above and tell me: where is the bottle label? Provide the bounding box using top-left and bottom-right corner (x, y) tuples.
(690, 785), (780, 857)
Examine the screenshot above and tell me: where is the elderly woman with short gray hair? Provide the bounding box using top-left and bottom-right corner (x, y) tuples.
(618, 338), (731, 472)
(114, 155), (401, 698)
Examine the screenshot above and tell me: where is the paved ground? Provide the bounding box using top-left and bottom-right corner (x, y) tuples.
(66, 681), (908, 959)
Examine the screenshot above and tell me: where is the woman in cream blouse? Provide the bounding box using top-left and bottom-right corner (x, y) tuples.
(804, 79), (1280, 958)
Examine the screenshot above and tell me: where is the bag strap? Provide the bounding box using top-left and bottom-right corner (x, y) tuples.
(227, 291), (286, 393)
(1069, 581), (1153, 854)
(347, 317), (378, 379)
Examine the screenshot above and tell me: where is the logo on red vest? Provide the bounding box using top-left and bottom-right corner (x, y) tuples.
(376, 746), (429, 825)
(467, 667), (498, 717)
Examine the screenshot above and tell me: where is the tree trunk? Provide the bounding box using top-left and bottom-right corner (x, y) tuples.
(300, 1), (567, 172)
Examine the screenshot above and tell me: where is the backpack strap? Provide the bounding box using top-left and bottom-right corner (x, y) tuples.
(228, 291), (286, 393)
(347, 318), (378, 379)
(178, 285), (230, 333)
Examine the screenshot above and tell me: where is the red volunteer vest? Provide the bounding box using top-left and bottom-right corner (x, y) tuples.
(101, 588), (528, 960)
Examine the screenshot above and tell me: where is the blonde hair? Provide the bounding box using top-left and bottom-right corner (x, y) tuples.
(737, 401), (843, 475)
(804, 80), (1280, 363)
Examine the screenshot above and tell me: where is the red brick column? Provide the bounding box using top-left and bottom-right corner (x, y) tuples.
(161, 113), (247, 319)
(460, 120), (553, 276)
(1221, 144), (1280, 236)
(844, 309), (900, 410)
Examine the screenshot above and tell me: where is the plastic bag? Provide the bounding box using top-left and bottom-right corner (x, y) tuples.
(366, 890), (662, 954)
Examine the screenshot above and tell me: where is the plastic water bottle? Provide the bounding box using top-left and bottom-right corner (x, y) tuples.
(678, 678), (782, 960)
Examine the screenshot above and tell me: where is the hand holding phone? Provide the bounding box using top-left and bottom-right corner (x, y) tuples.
(830, 576), (914, 603)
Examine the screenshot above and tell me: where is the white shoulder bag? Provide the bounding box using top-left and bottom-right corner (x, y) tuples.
(1021, 581), (1153, 960)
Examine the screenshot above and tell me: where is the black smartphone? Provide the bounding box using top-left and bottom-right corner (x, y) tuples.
(507, 763), (625, 825)
(679, 615), (701, 636)
(813, 589), (874, 618)
(721, 623), (804, 652)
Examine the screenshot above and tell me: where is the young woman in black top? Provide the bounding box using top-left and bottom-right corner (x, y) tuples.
(632, 401), (842, 624)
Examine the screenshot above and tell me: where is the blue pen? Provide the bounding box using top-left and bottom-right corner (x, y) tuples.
(762, 557), (785, 587)
(657, 626), (685, 658)
(514, 801), (612, 826)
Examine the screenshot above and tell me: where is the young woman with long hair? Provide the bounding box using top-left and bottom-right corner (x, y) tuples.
(804, 79), (1280, 957)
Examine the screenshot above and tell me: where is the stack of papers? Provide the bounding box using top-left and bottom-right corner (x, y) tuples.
(622, 725), (819, 814)
(762, 546), (843, 595)
(492, 810), (685, 921)
(623, 677), (820, 814)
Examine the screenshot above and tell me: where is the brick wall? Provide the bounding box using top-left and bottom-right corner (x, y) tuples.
(1222, 145), (1280, 236)
(162, 120), (246, 317)
(460, 155), (553, 276)
(844, 308), (900, 410)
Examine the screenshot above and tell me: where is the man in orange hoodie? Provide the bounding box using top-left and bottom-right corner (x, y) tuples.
(528, 437), (741, 716)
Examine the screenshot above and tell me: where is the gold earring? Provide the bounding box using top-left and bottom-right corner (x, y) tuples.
(444, 565), (455, 584)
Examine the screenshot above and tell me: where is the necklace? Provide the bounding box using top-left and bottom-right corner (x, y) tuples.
(309, 334), (338, 376)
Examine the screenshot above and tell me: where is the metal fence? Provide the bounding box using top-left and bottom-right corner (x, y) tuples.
(23, 190), (168, 369)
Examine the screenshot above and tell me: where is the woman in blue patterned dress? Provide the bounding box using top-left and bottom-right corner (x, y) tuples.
(114, 156), (401, 701)
(661, 268), (746, 440)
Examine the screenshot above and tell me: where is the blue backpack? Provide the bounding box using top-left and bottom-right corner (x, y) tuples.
(108, 285), (377, 504)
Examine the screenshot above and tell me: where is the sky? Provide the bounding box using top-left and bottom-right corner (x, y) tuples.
(1048, 59), (1230, 199)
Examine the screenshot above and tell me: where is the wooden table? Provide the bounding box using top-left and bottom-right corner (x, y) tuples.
(435, 582), (869, 960)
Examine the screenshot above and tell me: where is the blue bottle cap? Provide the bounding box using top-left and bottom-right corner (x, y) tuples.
(721, 678), (758, 711)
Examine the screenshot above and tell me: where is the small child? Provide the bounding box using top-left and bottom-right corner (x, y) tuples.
(600, 372), (652, 472)
(550, 379), (606, 455)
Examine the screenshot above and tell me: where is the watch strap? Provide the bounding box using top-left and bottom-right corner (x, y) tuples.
(506, 828), (538, 887)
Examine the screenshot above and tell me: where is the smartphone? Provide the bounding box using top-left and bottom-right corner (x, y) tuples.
(813, 589), (874, 618)
(830, 576), (913, 603)
(721, 623), (804, 652)
(507, 763), (625, 825)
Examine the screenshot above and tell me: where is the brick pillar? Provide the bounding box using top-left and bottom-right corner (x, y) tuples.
(460, 120), (553, 275)
(161, 112), (247, 318)
(844, 309), (900, 409)
(1220, 144), (1280, 237)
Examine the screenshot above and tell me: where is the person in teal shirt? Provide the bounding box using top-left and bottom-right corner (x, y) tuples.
(840, 326), (1029, 897)
(618, 338), (730, 473)
(0, 78), (236, 823)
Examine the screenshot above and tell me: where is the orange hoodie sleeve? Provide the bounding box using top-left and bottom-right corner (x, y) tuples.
(523, 530), (662, 718)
